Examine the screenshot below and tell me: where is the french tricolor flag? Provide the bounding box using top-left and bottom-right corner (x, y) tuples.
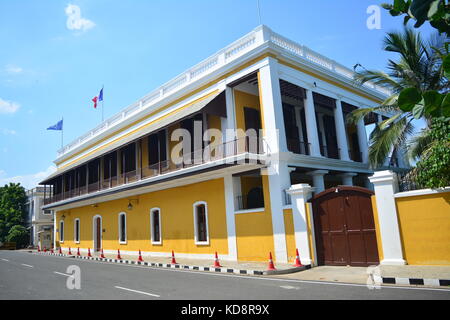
(92, 88), (103, 109)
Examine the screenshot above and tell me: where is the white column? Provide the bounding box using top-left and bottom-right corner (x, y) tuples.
(259, 58), (289, 263)
(317, 113), (327, 156)
(338, 172), (357, 186)
(224, 175), (238, 261)
(356, 118), (369, 163)
(286, 184), (313, 265)
(53, 211), (57, 249)
(307, 170), (328, 193)
(294, 106), (306, 154)
(334, 99), (350, 161)
(369, 170), (406, 265)
(304, 89), (321, 157)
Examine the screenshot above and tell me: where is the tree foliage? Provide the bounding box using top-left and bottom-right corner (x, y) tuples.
(0, 183), (27, 243)
(6, 225), (29, 248)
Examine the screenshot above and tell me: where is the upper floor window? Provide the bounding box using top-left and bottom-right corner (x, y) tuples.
(150, 208), (162, 245)
(118, 212), (127, 244)
(74, 219), (80, 243)
(193, 202), (209, 245)
(59, 220), (64, 243)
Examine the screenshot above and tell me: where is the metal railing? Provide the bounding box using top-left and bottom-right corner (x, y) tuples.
(236, 194), (265, 211)
(348, 150), (363, 162)
(44, 137), (266, 205)
(286, 138), (310, 155)
(396, 170), (423, 192)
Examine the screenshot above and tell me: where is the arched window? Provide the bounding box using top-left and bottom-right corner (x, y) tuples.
(118, 212), (127, 244)
(74, 218), (80, 243)
(59, 220), (64, 243)
(150, 208), (162, 245)
(193, 201), (209, 245)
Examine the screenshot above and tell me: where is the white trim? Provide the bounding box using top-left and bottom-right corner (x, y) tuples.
(74, 218), (80, 244)
(150, 207), (162, 245)
(93, 215), (102, 251)
(234, 208), (265, 214)
(394, 187), (450, 198)
(193, 201), (209, 245)
(59, 220), (64, 243)
(118, 212), (127, 244)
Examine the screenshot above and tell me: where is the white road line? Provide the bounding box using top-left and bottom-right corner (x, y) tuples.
(114, 286), (160, 297)
(54, 271), (71, 277)
(21, 264), (34, 268)
(31, 253), (450, 293)
(1, 258), (9, 262)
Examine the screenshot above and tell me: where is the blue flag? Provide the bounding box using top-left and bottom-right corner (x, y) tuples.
(98, 88), (103, 102)
(47, 119), (63, 131)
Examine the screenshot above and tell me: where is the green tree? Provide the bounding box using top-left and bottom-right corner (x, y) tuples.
(5, 225), (29, 248)
(347, 28), (448, 167)
(0, 183), (27, 243)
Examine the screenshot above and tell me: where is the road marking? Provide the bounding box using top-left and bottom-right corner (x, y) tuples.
(29, 252), (450, 293)
(21, 264), (34, 268)
(54, 271), (71, 277)
(114, 286), (160, 297)
(280, 285), (301, 290)
(1, 259), (9, 262)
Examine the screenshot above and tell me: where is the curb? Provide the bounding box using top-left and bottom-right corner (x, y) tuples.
(31, 251), (310, 276)
(373, 274), (450, 288)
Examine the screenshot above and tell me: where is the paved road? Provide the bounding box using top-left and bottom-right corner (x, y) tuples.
(0, 250), (449, 300)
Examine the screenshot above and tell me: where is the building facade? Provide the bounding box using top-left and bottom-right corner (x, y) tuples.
(26, 187), (54, 249)
(40, 26), (405, 264)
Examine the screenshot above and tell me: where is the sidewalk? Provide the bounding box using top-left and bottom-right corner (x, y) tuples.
(32, 249), (309, 276)
(273, 266), (370, 284)
(370, 265), (450, 287)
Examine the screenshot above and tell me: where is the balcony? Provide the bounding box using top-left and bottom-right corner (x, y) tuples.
(43, 137), (266, 206)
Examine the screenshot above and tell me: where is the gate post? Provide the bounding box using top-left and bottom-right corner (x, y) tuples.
(286, 184), (314, 266)
(369, 170), (406, 265)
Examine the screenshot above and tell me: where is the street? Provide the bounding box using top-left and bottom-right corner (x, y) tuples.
(0, 251), (449, 300)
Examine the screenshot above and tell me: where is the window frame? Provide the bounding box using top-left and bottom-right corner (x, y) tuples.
(193, 201), (209, 245)
(118, 212), (127, 244)
(74, 218), (80, 244)
(150, 207), (162, 245)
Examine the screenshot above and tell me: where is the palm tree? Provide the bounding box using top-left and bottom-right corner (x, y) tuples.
(347, 28), (448, 168)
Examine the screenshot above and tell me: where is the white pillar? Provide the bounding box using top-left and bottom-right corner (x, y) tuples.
(286, 184), (314, 265)
(338, 172), (357, 186)
(317, 113), (327, 156)
(294, 106), (306, 154)
(369, 170), (406, 265)
(356, 118), (369, 163)
(304, 89), (321, 157)
(307, 170), (328, 193)
(334, 99), (350, 161)
(224, 175), (238, 261)
(258, 57), (288, 154)
(259, 58), (289, 263)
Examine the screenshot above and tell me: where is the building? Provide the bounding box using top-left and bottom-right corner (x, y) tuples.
(25, 187), (54, 250)
(40, 25), (406, 264)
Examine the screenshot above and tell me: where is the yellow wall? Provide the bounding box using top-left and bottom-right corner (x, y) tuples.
(371, 195), (384, 262)
(283, 208), (296, 263)
(234, 89), (261, 136)
(235, 175), (275, 262)
(395, 192), (450, 265)
(56, 178), (229, 255)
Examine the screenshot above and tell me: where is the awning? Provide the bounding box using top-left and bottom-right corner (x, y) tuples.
(40, 89), (225, 184)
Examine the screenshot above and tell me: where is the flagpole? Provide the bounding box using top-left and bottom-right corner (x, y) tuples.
(61, 117), (64, 149)
(101, 85), (104, 122)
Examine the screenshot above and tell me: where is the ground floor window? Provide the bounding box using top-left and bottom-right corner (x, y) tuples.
(118, 212), (127, 244)
(194, 202), (209, 245)
(74, 219), (80, 243)
(150, 208), (162, 244)
(59, 220), (64, 243)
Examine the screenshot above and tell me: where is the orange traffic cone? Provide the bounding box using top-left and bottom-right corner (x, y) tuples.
(59, 247), (62, 254)
(171, 250), (177, 264)
(100, 248), (105, 259)
(267, 252), (276, 271)
(50, 248), (54, 254)
(37, 245), (40, 252)
(213, 252), (222, 268)
(88, 248), (92, 257)
(43, 247), (47, 253)
(117, 249), (122, 260)
(138, 250), (144, 262)
(77, 247), (81, 256)
(68, 247), (72, 255)
(293, 248), (303, 267)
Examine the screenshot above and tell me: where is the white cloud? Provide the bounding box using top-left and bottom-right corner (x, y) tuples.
(0, 166), (56, 190)
(1, 128), (17, 135)
(5, 64), (23, 74)
(65, 4), (95, 32)
(0, 97), (20, 114)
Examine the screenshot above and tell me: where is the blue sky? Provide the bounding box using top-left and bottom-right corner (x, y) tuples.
(0, 0), (435, 189)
